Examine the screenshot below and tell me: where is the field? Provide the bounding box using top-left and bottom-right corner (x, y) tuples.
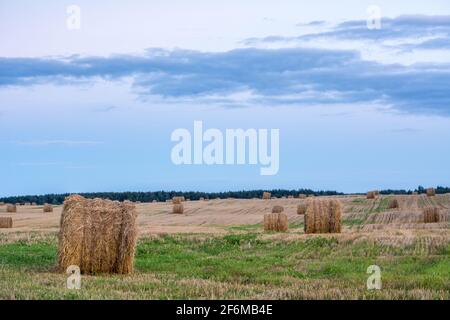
(0, 194), (449, 300)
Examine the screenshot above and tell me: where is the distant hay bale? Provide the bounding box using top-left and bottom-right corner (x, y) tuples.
(304, 199), (342, 234)
(172, 196), (185, 204)
(6, 204), (16, 213)
(298, 194), (307, 199)
(426, 188), (436, 197)
(297, 203), (307, 215)
(31, 202), (37, 206)
(0, 202), (4, 205)
(43, 204), (53, 213)
(0, 217), (13, 228)
(152, 200), (157, 203)
(172, 204), (184, 214)
(308, 194), (315, 198)
(288, 195), (294, 199)
(412, 192), (418, 195)
(57, 195), (138, 275)
(423, 207), (440, 223)
(264, 212), (288, 232)
(272, 205), (284, 213)
(366, 191), (376, 199)
(199, 197), (205, 201)
(388, 198), (399, 209)
(262, 192), (271, 200)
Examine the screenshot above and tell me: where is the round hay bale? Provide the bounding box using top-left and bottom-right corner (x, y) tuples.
(6, 204), (16, 213)
(264, 212), (288, 232)
(172, 196), (184, 204)
(199, 197), (205, 201)
(388, 198), (399, 209)
(57, 195), (138, 275)
(366, 191), (376, 199)
(172, 204), (184, 214)
(304, 199), (342, 234)
(43, 204), (53, 213)
(272, 205), (284, 213)
(298, 194), (307, 199)
(288, 195), (294, 199)
(426, 188), (436, 197)
(0, 217), (13, 228)
(262, 192), (271, 200)
(423, 207), (440, 223)
(297, 203), (307, 215)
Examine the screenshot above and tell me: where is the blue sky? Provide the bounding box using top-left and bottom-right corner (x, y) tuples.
(1, 0), (450, 196)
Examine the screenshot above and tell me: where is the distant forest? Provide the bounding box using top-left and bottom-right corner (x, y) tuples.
(1, 186), (449, 205)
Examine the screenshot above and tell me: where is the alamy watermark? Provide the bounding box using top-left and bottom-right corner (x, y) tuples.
(66, 5), (81, 30)
(66, 265), (81, 289)
(171, 121), (279, 175)
(366, 5), (381, 30)
(366, 265), (382, 290)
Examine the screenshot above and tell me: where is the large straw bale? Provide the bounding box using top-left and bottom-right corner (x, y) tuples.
(0, 217), (12, 228)
(6, 204), (16, 213)
(304, 199), (342, 234)
(388, 198), (399, 209)
(43, 204), (53, 213)
(272, 205), (284, 213)
(423, 207), (440, 223)
(172, 204), (184, 214)
(262, 192), (271, 200)
(57, 195), (138, 274)
(264, 212), (288, 232)
(297, 203), (308, 215)
(426, 188), (436, 197)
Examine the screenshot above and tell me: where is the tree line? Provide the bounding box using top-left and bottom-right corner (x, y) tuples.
(1, 186), (448, 205)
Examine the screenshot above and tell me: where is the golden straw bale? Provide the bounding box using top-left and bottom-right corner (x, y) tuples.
(366, 191), (376, 199)
(288, 195), (294, 199)
(304, 199), (342, 234)
(43, 204), (53, 213)
(297, 203), (308, 215)
(262, 192), (271, 200)
(388, 198), (399, 209)
(57, 195), (138, 275)
(272, 205), (284, 213)
(6, 204), (16, 213)
(172, 196), (185, 204)
(298, 194), (307, 199)
(426, 188), (436, 197)
(172, 204), (184, 214)
(0, 217), (13, 228)
(423, 207), (440, 223)
(264, 212), (288, 232)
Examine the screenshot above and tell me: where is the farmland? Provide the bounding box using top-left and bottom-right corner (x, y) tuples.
(0, 194), (449, 299)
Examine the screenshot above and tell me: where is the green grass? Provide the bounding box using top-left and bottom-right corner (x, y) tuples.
(0, 233), (449, 299)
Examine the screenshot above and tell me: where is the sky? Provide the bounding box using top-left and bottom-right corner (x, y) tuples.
(1, 0), (450, 196)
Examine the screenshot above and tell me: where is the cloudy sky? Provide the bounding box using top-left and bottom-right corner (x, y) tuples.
(1, 0), (450, 196)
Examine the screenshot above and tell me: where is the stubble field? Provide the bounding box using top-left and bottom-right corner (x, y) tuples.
(0, 194), (449, 299)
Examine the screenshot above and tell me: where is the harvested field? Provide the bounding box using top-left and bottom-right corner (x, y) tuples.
(0, 194), (449, 299)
